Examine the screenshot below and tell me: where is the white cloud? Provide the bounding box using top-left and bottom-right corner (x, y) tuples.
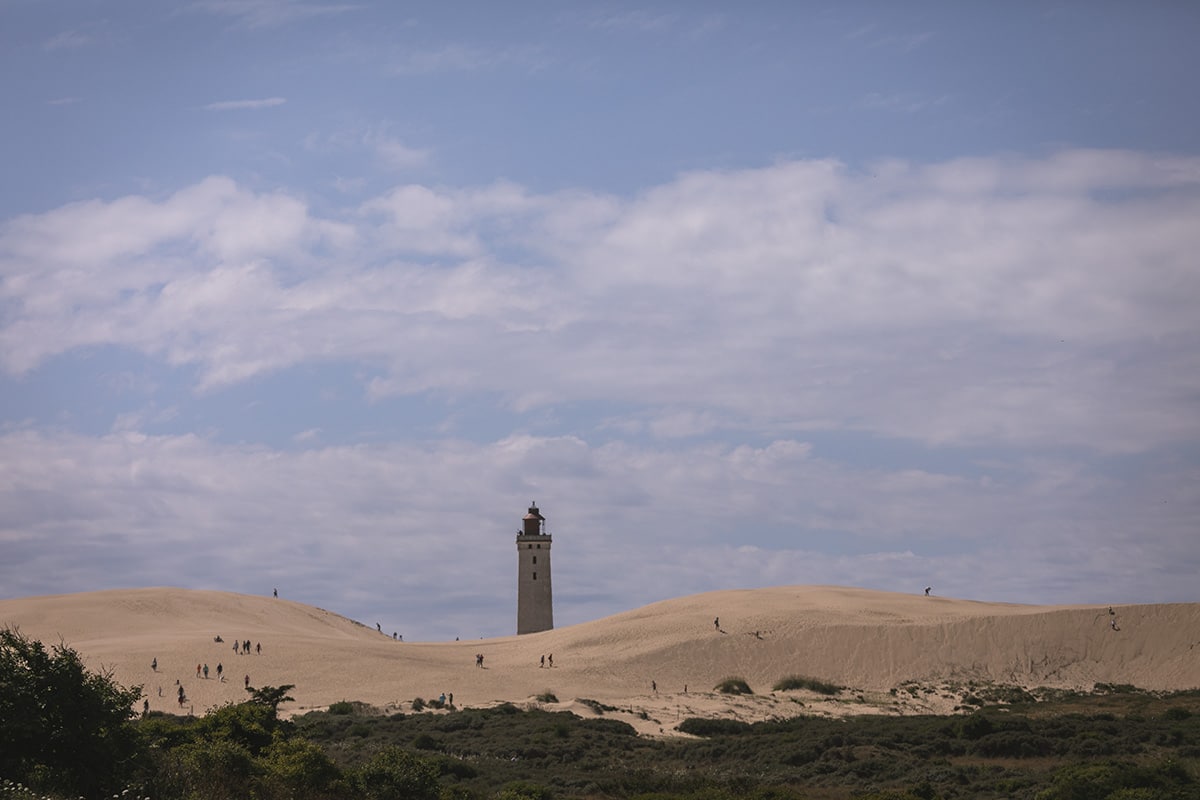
(204, 97), (287, 111)
(44, 30), (91, 50)
(2, 151), (1198, 452)
(366, 133), (430, 170)
(387, 43), (549, 76)
(191, 0), (359, 29)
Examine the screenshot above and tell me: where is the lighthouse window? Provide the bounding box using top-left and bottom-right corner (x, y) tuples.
(533, 572), (537, 580)
(527, 544), (532, 549)
(537, 543), (541, 549)
(532, 556), (537, 564)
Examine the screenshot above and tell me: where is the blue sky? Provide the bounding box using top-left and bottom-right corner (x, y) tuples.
(2, 1), (1198, 641)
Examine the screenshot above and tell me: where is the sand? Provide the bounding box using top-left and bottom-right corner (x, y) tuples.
(2, 585), (1198, 737)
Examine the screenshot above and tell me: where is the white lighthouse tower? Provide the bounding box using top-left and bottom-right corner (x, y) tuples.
(516, 501), (553, 635)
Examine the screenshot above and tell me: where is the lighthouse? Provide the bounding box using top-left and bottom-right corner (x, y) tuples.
(516, 501), (553, 634)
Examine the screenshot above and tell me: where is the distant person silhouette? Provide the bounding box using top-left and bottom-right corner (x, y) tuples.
(925, 587), (931, 596)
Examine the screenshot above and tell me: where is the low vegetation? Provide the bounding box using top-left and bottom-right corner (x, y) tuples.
(4, 628), (1200, 799)
(713, 676), (753, 695)
(772, 674), (844, 695)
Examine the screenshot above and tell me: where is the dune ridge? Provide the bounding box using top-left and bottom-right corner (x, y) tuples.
(2, 586), (1197, 735)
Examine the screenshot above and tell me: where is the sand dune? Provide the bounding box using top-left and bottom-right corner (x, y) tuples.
(3, 586), (1197, 736)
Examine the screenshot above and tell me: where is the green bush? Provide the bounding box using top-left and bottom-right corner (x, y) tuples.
(0, 627), (144, 798)
(258, 735), (342, 798)
(1035, 760), (1194, 800)
(412, 732), (442, 750)
(677, 718), (752, 736)
(496, 780), (555, 799)
(579, 697), (616, 714)
(958, 712), (995, 740)
(772, 675), (843, 695)
(714, 677), (753, 695)
(537, 690), (559, 703)
(353, 746), (440, 800)
(175, 737), (257, 798)
(194, 698), (281, 755)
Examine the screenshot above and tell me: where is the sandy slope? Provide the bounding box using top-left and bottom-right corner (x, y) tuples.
(2, 586), (1198, 737)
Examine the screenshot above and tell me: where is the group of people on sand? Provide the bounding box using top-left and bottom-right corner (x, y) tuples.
(538, 653), (554, 668)
(145, 632), (268, 714)
(231, 638), (261, 655)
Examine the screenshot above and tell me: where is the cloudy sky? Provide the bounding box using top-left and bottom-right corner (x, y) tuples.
(2, 2), (1198, 641)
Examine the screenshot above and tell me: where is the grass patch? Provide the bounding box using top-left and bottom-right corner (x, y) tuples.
(579, 698), (617, 715)
(772, 675), (843, 695)
(535, 690), (559, 703)
(714, 676), (753, 695)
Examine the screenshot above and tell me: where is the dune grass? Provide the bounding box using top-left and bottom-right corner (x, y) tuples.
(714, 676), (753, 695)
(772, 675), (844, 695)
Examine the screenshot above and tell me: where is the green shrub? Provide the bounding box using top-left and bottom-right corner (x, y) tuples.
(412, 732), (441, 751)
(579, 698), (616, 715)
(193, 699), (280, 755)
(772, 675), (843, 695)
(329, 700), (357, 715)
(536, 690), (559, 703)
(258, 735), (341, 797)
(412, 697), (427, 711)
(496, 780), (555, 799)
(958, 712), (995, 740)
(1164, 707), (1192, 721)
(175, 738), (257, 798)
(0, 627), (144, 798)
(714, 677), (753, 695)
(677, 717), (752, 736)
(353, 746), (440, 800)
(971, 730), (1056, 758)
